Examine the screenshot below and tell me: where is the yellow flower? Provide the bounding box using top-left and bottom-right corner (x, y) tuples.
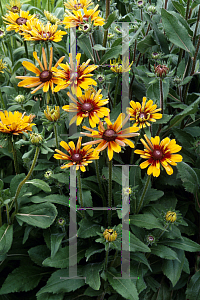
(20, 20), (67, 42)
(16, 47), (65, 94)
(110, 57), (133, 73)
(5, 0), (21, 13)
(103, 229), (117, 242)
(44, 10), (62, 24)
(165, 211), (177, 223)
(44, 106), (60, 122)
(0, 111), (35, 135)
(62, 89), (109, 127)
(134, 134), (183, 177)
(126, 97), (162, 129)
(0, 59), (7, 73)
(53, 53), (98, 97)
(64, 0), (93, 11)
(81, 113), (140, 161)
(54, 137), (99, 172)
(3, 10), (36, 32)
(63, 5), (105, 29)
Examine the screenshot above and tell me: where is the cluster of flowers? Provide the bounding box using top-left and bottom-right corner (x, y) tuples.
(0, 0), (183, 177)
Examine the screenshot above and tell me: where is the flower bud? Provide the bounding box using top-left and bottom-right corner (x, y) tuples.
(30, 133), (43, 145)
(79, 22), (92, 33)
(0, 28), (5, 39)
(57, 217), (66, 227)
(108, 33), (115, 40)
(44, 170), (53, 179)
(154, 64), (169, 78)
(44, 10), (62, 24)
(96, 74), (105, 84)
(137, 0), (144, 8)
(146, 234), (155, 245)
(165, 211), (177, 223)
(114, 26), (122, 34)
(14, 94), (25, 103)
(173, 76), (182, 85)
(151, 52), (160, 60)
(147, 5), (157, 14)
(123, 187), (132, 196)
(103, 229), (117, 242)
(44, 106), (60, 122)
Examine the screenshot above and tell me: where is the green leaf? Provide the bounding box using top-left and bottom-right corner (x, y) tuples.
(0, 179), (4, 191)
(85, 244), (105, 262)
(37, 293), (64, 300)
(99, 45), (122, 65)
(161, 9), (195, 55)
(130, 214), (165, 230)
(51, 233), (65, 258)
(130, 232), (151, 253)
(0, 224), (13, 255)
(130, 252), (152, 271)
(82, 262), (104, 290)
(179, 76), (193, 86)
(36, 269), (85, 295)
(177, 162), (199, 194)
(26, 179), (51, 193)
(107, 267), (139, 300)
(30, 194), (69, 206)
(10, 173), (26, 197)
(102, 166), (122, 185)
(77, 36), (93, 61)
(186, 269), (200, 300)
(92, 44), (108, 51)
(77, 219), (101, 238)
(155, 114), (173, 124)
(150, 244), (180, 261)
(137, 35), (157, 54)
(28, 245), (51, 266)
(172, 1), (185, 17)
(162, 249), (185, 286)
(50, 173), (69, 184)
(16, 203), (57, 228)
(42, 246), (85, 268)
(163, 236), (200, 252)
(0, 266), (43, 294)
(103, 10), (118, 29)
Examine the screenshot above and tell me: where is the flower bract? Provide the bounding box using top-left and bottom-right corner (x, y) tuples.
(62, 89), (109, 127)
(81, 113), (140, 161)
(16, 47), (65, 94)
(126, 97), (162, 128)
(54, 137), (99, 172)
(0, 111), (35, 135)
(134, 134), (183, 177)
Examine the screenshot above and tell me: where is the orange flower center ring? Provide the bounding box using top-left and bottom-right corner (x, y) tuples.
(72, 153), (82, 162)
(16, 17), (27, 25)
(40, 70), (53, 82)
(81, 103), (93, 112)
(152, 149), (163, 160)
(103, 129), (117, 142)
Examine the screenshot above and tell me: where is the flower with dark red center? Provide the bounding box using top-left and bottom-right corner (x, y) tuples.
(81, 112), (140, 161)
(54, 137), (99, 172)
(126, 97), (162, 129)
(103, 229), (117, 242)
(62, 89), (109, 127)
(154, 64), (169, 78)
(64, 0), (93, 11)
(16, 47), (65, 94)
(134, 134), (183, 177)
(53, 53), (98, 97)
(5, 0), (21, 13)
(3, 10), (36, 32)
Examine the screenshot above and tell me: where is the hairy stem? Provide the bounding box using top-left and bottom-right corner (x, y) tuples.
(102, 0), (110, 53)
(113, 74), (120, 108)
(136, 175), (151, 214)
(11, 139), (19, 175)
(77, 170), (85, 218)
(108, 159), (112, 226)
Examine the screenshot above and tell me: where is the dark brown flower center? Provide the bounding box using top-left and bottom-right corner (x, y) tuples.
(11, 6), (19, 12)
(139, 112), (147, 120)
(72, 153), (82, 162)
(152, 149), (163, 160)
(83, 25), (89, 30)
(81, 103), (93, 112)
(16, 17), (27, 25)
(40, 70), (52, 82)
(103, 129), (117, 142)
(42, 32), (51, 38)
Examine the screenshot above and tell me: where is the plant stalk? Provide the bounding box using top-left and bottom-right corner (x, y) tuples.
(136, 175), (151, 214)
(10, 147), (40, 214)
(0, 90), (5, 109)
(24, 40), (28, 59)
(113, 74), (120, 108)
(102, 0), (110, 52)
(5, 204), (10, 224)
(104, 244), (110, 270)
(77, 170), (85, 217)
(108, 159), (112, 226)
(11, 139), (19, 175)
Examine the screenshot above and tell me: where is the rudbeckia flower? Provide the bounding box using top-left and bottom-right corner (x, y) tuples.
(62, 89), (110, 127)
(54, 137), (99, 172)
(63, 5), (105, 29)
(103, 229), (117, 242)
(53, 53), (98, 97)
(20, 20), (67, 42)
(64, 0), (93, 11)
(16, 47), (65, 94)
(134, 134), (183, 177)
(126, 97), (162, 128)
(110, 57), (133, 73)
(0, 110), (35, 135)
(3, 10), (36, 32)
(5, 0), (21, 13)
(81, 113), (140, 161)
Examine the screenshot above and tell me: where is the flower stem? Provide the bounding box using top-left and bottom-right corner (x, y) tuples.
(45, 42), (50, 62)
(102, 0), (110, 53)
(95, 160), (107, 225)
(159, 78), (163, 113)
(54, 123), (59, 150)
(77, 170), (85, 218)
(0, 207), (2, 227)
(24, 40), (28, 59)
(0, 89), (5, 109)
(136, 175), (151, 214)
(157, 223), (169, 239)
(11, 139), (19, 175)
(7, 40), (14, 65)
(104, 244), (110, 270)
(10, 147), (40, 217)
(108, 159), (112, 227)
(0, 0), (4, 19)
(5, 204), (10, 224)
(113, 74), (120, 108)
